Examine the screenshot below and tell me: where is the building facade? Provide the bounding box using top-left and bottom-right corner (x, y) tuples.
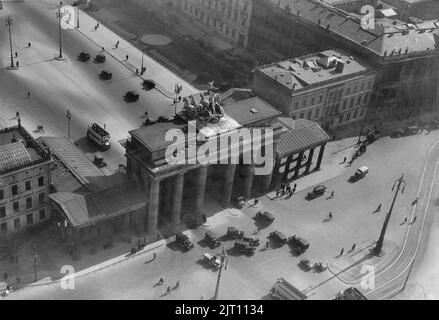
(252, 49), (377, 130)
(0, 126), (53, 239)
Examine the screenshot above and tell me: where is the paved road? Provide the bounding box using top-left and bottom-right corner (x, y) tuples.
(0, 0), (198, 172)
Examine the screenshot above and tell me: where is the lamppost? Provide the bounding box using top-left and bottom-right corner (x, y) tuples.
(174, 83), (182, 115)
(5, 17), (14, 68)
(357, 122), (365, 145)
(213, 247), (228, 300)
(371, 173), (406, 256)
(66, 109), (71, 140)
(140, 47), (148, 75)
(33, 254), (38, 282)
(56, 2), (64, 59)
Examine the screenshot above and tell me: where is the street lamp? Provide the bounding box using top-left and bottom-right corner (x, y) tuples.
(371, 173), (406, 256)
(66, 109), (72, 140)
(213, 247), (228, 300)
(56, 2), (64, 59)
(140, 47), (148, 75)
(5, 17), (14, 68)
(174, 83), (182, 115)
(33, 254), (38, 282)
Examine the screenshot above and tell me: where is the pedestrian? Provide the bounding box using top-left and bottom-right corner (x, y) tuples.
(175, 281), (179, 288)
(412, 197), (419, 206)
(153, 252), (157, 260)
(116, 40), (120, 47)
(27, 92), (30, 99)
(16, 61), (19, 68)
(159, 277), (164, 284)
(136, 68), (139, 74)
(253, 199), (259, 206)
(328, 212), (333, 220)
(266, 241), (270, 249)
(276, 188), (282, 197)
(351, 243), (356, 251)
(28, 42), (31, 48)
(3, 271), (8, 280)
(402, 217), (408, 224)
(16, 111), (20, 118)
(340, 248), (344, 256)
(167, 286), (171, 294)
(15, 52), (18, 57)
(143, 237), (147, 246)
(97, 23), (100, 28)
(293, 184), (297, 194)
(376, 203), (382, 213)
(411, 216), (417, 224)
(342, 156), (346, 164)
(16, 276), (20, 283)
(94, 25), (97, 31)
(330, 190), (335, 198)
(126, 54), (129, 61)
(102, 47), (105, 52)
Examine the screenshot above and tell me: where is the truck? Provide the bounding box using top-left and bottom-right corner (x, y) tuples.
(87, 123), (110, 150)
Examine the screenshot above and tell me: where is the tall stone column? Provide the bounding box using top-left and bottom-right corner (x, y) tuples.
(241, 164), (255, 200)
(315, 143), (326, 171)
(221, 164), (236, 206)
(170, 173), (185, 225)
(193, 166), (208, 218)
(304, 147), (315, 174)
(147, 179), (160, 235)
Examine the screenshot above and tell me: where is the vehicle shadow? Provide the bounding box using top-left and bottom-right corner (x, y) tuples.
(166, 241), (185, 252)
(195, 259), (217, 272)
(74, 137), (101, 154)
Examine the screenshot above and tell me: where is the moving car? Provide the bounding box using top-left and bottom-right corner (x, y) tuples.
(78, 52), (90, 62)
(350, 165), (369, 182)
(205, 231), (221, 248)
(288, 235), (310, 254)
(256, 211), (275, 222)
(300, 259), (313, 271)
(142, 79), (156, 90)
(99, 70), (112, 80)
(306, 185), (326, 200)
(125, 90), (139, 102)
(227, 227), (244, 239)
(270, 231), (288, 246)
(94, 54), (106, 63)
(175, 232), (194, 252)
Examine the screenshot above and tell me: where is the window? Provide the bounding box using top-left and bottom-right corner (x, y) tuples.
(356, 96), (362, 106)
(363, 93), (369, 104)
(0, 206), (5, 218)
(294, 101), (299, 108)
(318, 94), (323, 103)
(360, 83), (365, 91)
(353, 85), (357, 93)
(0, 189), (4, 201)
(14, 218), (20, 230)
(346, 87), (350, 95)
(13, 201), (19, 212)
(307, 111), (312, 119)
(349, 98), (354, 108)
(25, 180), (31, 191)
(360, 108), (365, 117)
(303, 99), (307, 107)
(343, 100), (348, 110)
(299, 113), (304, 119)
(231, 29), (236, 39)
(39, 192), (45, 205)
(39, 209), (46, 221)
(26, 197), (32, 209)
(27, 213), (33, 225)
(311, 96), (315, 105)
(346, 112), (351, 121)
(38, 176), (44, 187)
(367, 81), (372, 89)
(11, 185), (18, 196)
(354, 110), (358, 118)
(1, 223), (6, 234)
(314, 109), (320, 119)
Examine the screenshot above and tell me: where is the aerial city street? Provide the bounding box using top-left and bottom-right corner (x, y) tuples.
(1, 0), (439, 302)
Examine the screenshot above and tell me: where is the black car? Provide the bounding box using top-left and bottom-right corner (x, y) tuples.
(306, 185), (326, 200)
(94, 54), (106, 63)
(234, 240), (256, 255)
(205, 231), (221, 248)
(269, 231), (288, 246)
(99, 70), (112, 80)
(390, 128), (405, 138)
(256, 211), (275, 222)
(175, 232), (194, 252)
(288, 235), (310, 254)
(142, 79), (156, 90)
(125, 90), (139, 102)
(78, 52), (90, 62)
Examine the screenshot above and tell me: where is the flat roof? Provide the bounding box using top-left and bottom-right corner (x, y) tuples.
(259, 49), (373, 92)
(263, 0), (439, 57)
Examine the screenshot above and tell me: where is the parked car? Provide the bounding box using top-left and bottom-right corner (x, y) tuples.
(300, 259), (313, 271)
(227, 227), (244, 239)
(242, 236), (260, 247)
(430, 120), (439, 129)
(125, 90), (139, 102)
(270, 231), (288, 246)
(78, 52), (90, 62)
(403, 125), (419, 136)
(205, 231), (221, 248)
(391, 128), (405, 138)
(175, 232), (194, 252)
(94, 54), (106, 63)
(256, 211), (275, 222)
(364, 130), (381, 144)
(349, 165), (369, 182)
(313, 262), (327, 272)
(306, 185), (326, 200)
(202, 253), (221, 270)
(99, 70), (112, 80)
(142, 79), (156, 90)
(234, 240), (256, 255)
(288, 235), (310, 254)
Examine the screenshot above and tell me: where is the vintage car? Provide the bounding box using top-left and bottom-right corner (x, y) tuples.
(205, 231), (221, 248)
(270, 231), (288, 246)
(349, 166), (369, 182)
(288, 235), (310, 254)
(142, 79), (156, 90)
(125, 90), (139, 102)
(234, 240), (256, 255)
(202, 253), (221, 270)
(256, 211), (275, 222)
(99, 70), (112, 80)
(300, 259), (313, 271)
(175, 232), (194, 252)
(306, 185), (326, 200)
(78, 52), (90, 62)
(242, 236), (260, 247)
(227, 227), (244, 239)
(94, 54), (106, 63)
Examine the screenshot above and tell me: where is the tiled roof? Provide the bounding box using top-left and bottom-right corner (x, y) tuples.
(276, 118), (330, 157)
(0, 142), (32, 172)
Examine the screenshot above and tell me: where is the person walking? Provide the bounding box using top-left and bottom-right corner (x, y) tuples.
(94, 25), (98, 31)
(402, 217), (408, 224)
(351, 243), (356, 251)
(153, 252), (157, 260)
(411, 216), (417, 224)
(375, 203), (382, 213)
(27, 92), (30, 100)
(166, 286), (171, 294)
(16, 61), (19, 68)
(342, 156), (347, 164)
(15, 52), (18, 58)
(330, 190), (335, 198)
(28, 42), (31, 48)
(16, 276), (20, 283)
(266, 241), (270, 249)
(340, 248), (344, 256)
(412, 197), (419, 206)
(328, 212), (333, 220)
(158, 277), (164, 285)
(292, 184), (297, 194)
(116, 40), (120, 47)
(126, 54), (129, 61)
(175, 281), (179, 288)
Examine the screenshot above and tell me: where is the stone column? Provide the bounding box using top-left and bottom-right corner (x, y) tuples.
(294, 151), (304, 178)
(193, 166), (208, 218)
(221, 164), (236, 206)
(315, 143), (326, 171)
(304, 147), (315, 174)
(147, 179), (160, 235)
(241, 164), (255, 200)
(170, 173), (185, 225)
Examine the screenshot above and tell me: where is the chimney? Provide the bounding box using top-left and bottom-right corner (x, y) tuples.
(292, 83), (297, 91)
(335, 60), (345, 73)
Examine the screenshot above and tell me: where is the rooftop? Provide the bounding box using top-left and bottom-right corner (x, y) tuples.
(258, 49), (374, 92)
(263, 0), (439, 57)
(0, 126), (50, 174)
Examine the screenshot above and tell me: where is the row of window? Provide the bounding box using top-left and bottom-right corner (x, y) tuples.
(0, 192), (46, 218)
(293, 81), (373, 109)
(0, 209), (46, 233)
(0, 176), (45, 200)
(294, 105), (366, 124)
